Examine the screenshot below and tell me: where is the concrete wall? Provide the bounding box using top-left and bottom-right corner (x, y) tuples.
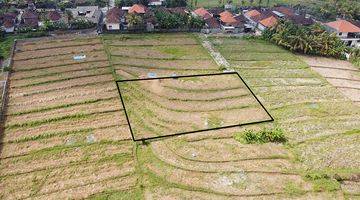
(106, 23), (120, 30)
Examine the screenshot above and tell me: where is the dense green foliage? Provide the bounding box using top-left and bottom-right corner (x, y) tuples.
(126, 13), (144, 29)
(70, 19), (96, 30)
(350, 48), (360, 68)
(304, 0), (360, 21)
(115, 0), (149, 7)
(154, 10), (204, 29)
(262, 20), (348, 58)
(165, 0), (187, 7)
(234, 128), (287, 144)
(40, 20), (68, 31)
(155, 10), (187, 29)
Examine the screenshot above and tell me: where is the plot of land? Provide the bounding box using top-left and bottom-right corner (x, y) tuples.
(0, 36), (136, 199)
(300, 55), (360, 104)
(118, 73), (272, 140)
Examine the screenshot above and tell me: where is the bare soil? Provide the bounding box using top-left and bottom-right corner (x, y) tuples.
(300, 56), (360, 102)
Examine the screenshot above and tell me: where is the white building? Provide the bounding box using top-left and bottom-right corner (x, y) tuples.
(325, 19), (360, 47)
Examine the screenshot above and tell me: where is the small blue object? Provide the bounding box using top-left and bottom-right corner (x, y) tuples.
(148, 72), (157, 78)
(73, 55), (86, 60)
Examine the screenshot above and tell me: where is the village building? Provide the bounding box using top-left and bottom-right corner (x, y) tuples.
(3, 19), (15, 33)
(193, 7), (211, 19)
(47, 10), (62, 22)
(258, 15), (278, 31)
(207, 7), (223, 18)
(245, 9), (278, 34)
(219, 11), (240, 33)
(1, 12), (18, 33)
(325, 19), (360, 47)
(67, 6), (102, 24)
(289, 14), (314, 26)
(148, 0), (165, 6)
(21, 9), (39, 28)
(105, 7), (126, 30)
(128, 4), (148, 14)
(203, 15), (221, 33)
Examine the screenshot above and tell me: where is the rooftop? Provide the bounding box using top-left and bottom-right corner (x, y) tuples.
(326, 19), (360, 33)
(47, 10), (61, 21)
(106, 7), (126, 24)
(259, 16), (278, 28)
(129, 4), (147, 14)
(244, 10), (261, 18)
(194, 7), (211, 18)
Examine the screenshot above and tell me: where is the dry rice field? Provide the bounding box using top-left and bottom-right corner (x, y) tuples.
(0, 33), (359, 199)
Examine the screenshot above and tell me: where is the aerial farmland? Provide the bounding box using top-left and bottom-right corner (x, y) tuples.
(0, 33), (359, 199)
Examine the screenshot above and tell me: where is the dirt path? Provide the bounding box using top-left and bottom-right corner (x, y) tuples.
(198, 34), (232, 70)
(300, 55), (360, 105)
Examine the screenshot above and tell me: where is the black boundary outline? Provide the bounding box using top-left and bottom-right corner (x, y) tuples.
(116, 72), (274, 141)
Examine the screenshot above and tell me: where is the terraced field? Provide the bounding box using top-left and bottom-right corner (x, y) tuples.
(1, 33), (359, 199)
(209, 36), (360, 198)
(118, 73), (272, 140)
(102, 33), (220, 79)
(0, 37), (136, 199)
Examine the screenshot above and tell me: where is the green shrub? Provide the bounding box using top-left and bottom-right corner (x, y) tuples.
(219, 65), (227, 71)
(234, 128), (287, 144)
(70, 19), (96, 30)
(305, 172), (330, 180)
(312, 179), (340, 192)
(350, 48), (360, 68)
(304, 171), (340, 192)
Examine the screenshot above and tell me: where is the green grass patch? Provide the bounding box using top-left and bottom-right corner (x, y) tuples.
(89, 188), (142, 200)
(284, 182), (306, 196)
(159, 46), (187, 58)
(304, 171), (341, 192)
(312, 179), (340, 192)
(207, 115), (222, 128)
(234, 128), (287, 144)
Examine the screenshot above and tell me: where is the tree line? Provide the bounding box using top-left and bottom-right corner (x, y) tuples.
(262, 20), (348, 58)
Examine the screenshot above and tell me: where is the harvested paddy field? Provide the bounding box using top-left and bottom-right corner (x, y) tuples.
(1, 33), (359, 199)
(0, 36), (136, 199)
(118, 73), (272, 140)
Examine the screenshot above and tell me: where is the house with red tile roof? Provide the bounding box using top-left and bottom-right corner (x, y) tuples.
(244, 9), (261, 19)
(105, 7), (126, 30)
(203, 16), (221, 33)
(245, 10), (278, 34)
(325, 19), (360, 47)
(218, 11), (243, 33)
(258, 16), (278, 30)
(128, 4), (147, 14)
(193, 7), (211, 18)
(272, 6), (295, 17)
